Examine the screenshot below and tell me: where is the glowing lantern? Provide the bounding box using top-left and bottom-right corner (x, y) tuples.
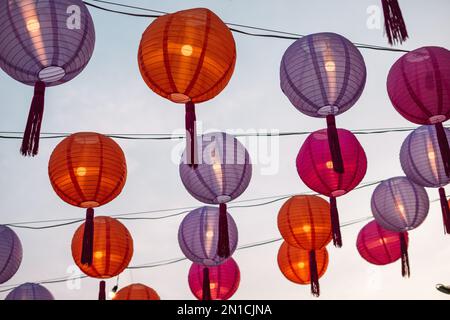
(280, 32), (366, 173)
(113, 283), (160, 300)
(0, 0), (95, 156)
(71, 216), (133, 300)
(188, 258), (240, 300)
(5, 283), (54, 300)
(296, 129), (367, 247)
(49, 132), (127, 266)
(0, 225), (23, 284)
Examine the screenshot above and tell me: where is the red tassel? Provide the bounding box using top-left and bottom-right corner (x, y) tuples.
(98, 281), (106, 300)
(435, 123), (450, 177)
(326, 115), (344, 174)
(21, 81), (46, 157)
(330, 196), (343, 248)
(439, 187), (450, 234)
(309, 250), (320, 297)
(202, 267), (212, 301)
(217, 203), (230, 258)
(399, 232), (410, 278)
(81, 208), (94, 266)
(185, 102), (197, 168)
(381, 0), (409, 45)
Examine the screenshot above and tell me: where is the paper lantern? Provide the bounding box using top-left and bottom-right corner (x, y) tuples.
(138, 8), (236, 166)
(400, 125), (450, 233)
(5, 283), (54, 300)
(0, 225), (23, 284)
(380, 0), (408, 45)
(49, 132), (127, 265)
(297, 129), (367, 247)
(277, 195), (332, 296)
(178, 206), (238, 266)
(357, 220), (410, 277)
(180, 132), (251, 257)
(0, 0), (95, 156)
(280, 32), (366, 172)
(113, 283), (160, 300)
(72, 216), (133, 300)
(388, 47), (450, 178)
(188, 258), (240, 300)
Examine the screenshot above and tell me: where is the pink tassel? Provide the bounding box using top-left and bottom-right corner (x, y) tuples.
(439, 187), (450, 234)
(330, 196), (343, 248)
(381, 0), (409, 45)
(326, 115), (344, 174)
(217, 203), (230, 258)
(399, 232), (410, 278)
(435, 123), (450, 177)
(98, 281), (106, 300)
(21, 81), (45, 157)
(202, 267), (211, 301)
(81, 208), (94, 265)
(309, 250), (320, 297)
(185, 102), (197, 168)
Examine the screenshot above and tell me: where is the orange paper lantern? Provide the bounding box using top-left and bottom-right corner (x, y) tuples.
(113, 283), (160, 300)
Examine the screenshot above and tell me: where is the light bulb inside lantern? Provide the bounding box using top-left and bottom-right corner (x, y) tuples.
(302, 225), (311, 233)
(325, 61), (336, 72)
(76, 167), (87, 177)
(94, 251), (104, 259)
(210, 283), (217, 290)
(297, 262), (305, 269)
(109, 291), (116, 299)
(326, 161), (333, 169)
(206, 230), (214, 238)
(26, 19), (40, 32)
(181, 44), (193, 56)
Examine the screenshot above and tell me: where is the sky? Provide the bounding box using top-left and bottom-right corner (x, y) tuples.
(0, 0), (450, 300)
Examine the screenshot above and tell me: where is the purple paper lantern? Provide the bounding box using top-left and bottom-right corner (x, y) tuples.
(0, 226), (23, 284)
(0, 0), (96, 156)
(400, 125), (450, 233)
(178, 206), (238, 266)
(5, 283), (54, 300)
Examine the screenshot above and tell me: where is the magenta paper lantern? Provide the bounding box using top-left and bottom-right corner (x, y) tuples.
(296, 128), (367, 247)
(178, 206), (238, 266)
(188, 258), (240, 300)
(0, 226), (23, 284)
(0, 0), (95, 156)
(357, 220), (410, 277)
(5, 283), (54, 300)
(400, 125), (450, 233)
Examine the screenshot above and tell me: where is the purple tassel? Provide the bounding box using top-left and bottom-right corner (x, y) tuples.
(330, 196), (343, 248)
(81, 208), (94, 265)
(21, 81), (45, 157)
(309, 250), (320, 297)
(98, 281), (106, 300)
(439, 187), (450, 234)
(435, 123), (450, 177)
(399, 232), (410, 278)
(217, 203), (230, 258)
(326, 115), (344, 174)
(381, 0), (409, 45)
(185, 102), (197, 168)
(202, 267), (211, 301)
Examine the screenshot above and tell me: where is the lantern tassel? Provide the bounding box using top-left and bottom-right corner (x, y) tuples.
(21, 81), (46, 157)
(217, 203), (230, 258)
(185, 102), (197, 168)
(330, 196), (343, 248)
(438, 187), (450, 234)
(326, 115), (344, 174)
(399, 232), (410, 278)
(309, 250), (320, 297)
(435, 123), (450, 177)
(98, 280), (106, 300)
(381, 0), (409, 45)
(81, 208), (94, 265)
(202, 267), (212, 301)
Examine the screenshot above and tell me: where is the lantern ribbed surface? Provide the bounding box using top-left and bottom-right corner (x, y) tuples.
(71, 216), (133, 278)
(277, 242), (328, 285)
(188, 258), (240, 300)
(371, 177), (430, 232)
(138, 8), (236, 104)
(387, 46), (450, 125)
(5, 283), (54, 300)
(0, 225), (23, 284)
(296, 128), (367, 196)
(357, 220), (408, 265)
(48, 132), (127, 208)
(113, 283), (160, 300)
(180, 132), (252, 204)
(178, 206), (238, 266)
(280, 32), (366, 117)
(0, 0), (95, 86)
(400, 125), (450, 188)
(277, 195), (332, 250)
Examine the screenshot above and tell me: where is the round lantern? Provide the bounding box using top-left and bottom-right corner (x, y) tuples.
(357, 220), (410, 277)
(277, 242), (328, 297)
(138, 8), (236, 166)
(280, 32), (366, 173)
(180, 132), (251, 257)
(72, 216), (133, 300)
(400, 125), (450, 233)
(297, 128), (367, 247)
(49, 132), (127, 266)
(113, 283), (160, 300)
(188, 258), (240, 300)
(0, 0), (95, 156)
(5, 283), (54, 300)
(277, 195), (332, 296)
(0, 225), (23, 284)
(178, 206), (238, 265)
(388, 47), (450, 178)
